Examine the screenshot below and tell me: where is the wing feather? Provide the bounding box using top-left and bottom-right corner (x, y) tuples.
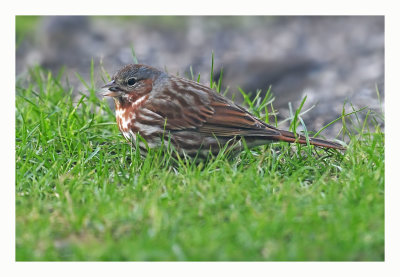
(143, 76), (280, 137)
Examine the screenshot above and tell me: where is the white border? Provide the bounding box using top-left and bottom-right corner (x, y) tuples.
(3, 0), (399, 276)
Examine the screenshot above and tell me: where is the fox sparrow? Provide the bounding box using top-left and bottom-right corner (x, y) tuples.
(101, 64), (345, 157)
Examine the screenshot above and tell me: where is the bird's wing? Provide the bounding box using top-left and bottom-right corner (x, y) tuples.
(197, 97), (281, 137)
(143, 76), (280, 137)
(143, 78), (214, 130)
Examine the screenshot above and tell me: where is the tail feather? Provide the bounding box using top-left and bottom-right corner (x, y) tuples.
(275, 130), (345, 150)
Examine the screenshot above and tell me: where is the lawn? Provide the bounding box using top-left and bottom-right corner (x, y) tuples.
(15, 65), (384, 261)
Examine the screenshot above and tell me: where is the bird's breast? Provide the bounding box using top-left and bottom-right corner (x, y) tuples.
(115, 107), (134, 141)
(114, 94), (150, 142)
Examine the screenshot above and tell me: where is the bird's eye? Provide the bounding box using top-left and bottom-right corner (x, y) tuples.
(127, 77), (136, 86)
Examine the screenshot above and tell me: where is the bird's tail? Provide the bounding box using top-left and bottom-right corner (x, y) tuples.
(274, 130), (345, 150)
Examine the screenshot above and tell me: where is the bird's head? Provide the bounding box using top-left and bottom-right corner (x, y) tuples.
(100, 64), (162, 104)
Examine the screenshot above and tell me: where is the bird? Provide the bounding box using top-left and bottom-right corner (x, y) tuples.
(100, 64), (345, 157)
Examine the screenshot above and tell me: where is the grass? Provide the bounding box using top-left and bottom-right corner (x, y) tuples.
(15, 16), (41, 47)
(15, 63), (384, 261)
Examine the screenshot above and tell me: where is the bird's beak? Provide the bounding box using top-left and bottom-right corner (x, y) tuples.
(99, 80), (123, 97)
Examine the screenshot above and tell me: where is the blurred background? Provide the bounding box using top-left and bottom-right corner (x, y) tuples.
(16, 16), (384, 137)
